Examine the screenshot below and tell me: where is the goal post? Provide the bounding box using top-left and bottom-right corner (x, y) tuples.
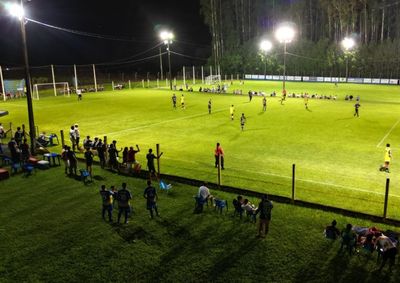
(33, 82), (70, 100)
(205, 75), (221, 85)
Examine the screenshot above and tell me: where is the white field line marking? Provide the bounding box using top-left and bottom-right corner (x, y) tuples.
(162, 157), (400, 198)
(377, 117), (400, 148)
(102, 108), (227, 136)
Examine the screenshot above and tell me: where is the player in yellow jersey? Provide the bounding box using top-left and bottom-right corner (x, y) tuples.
(230, 105), (235, 120)
(380, 144), (392, 173)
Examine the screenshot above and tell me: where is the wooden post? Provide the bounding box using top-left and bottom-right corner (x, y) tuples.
(383, 177), (390, 219)
(73, 64), (78, 90)
(292, 164), (296, 204)
(156, 143), (160, 178)
(51, 64), (57, 96)
(166, 78), (168, 87)
(237, 74), (239, 80)
(217, 154), (222, 188)
(60, 130), (65, 147)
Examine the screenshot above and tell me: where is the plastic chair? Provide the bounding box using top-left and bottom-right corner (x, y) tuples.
(159, 180), (172, 193)
(79, 169), (90, 184)
(214, 199), (228, 214)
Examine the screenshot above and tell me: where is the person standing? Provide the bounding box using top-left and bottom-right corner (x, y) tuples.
(230, 105), (235, 120)
(255, 195), (273, 238)
(304, 93), (309, 110)
(181, 94), (185, 109)
(280, 89), (287, 105)
(146, 148), (163, 178)
(74, 124), (81, 150)
(240, 113), (246, 131)
(84, 147), (94, 180)
(214, 142), (224, 170)
(97, 141), (106, 169)
(143, 180), (159, 219)
(354, 102), (361, 117)
(117, 182), (132, 224)
(14, 127), (24, 147)
(20, 138), (30, 163)
(69, 125), (76, 151)
(127, 145), (140, 172)
(381, 144), (392, 173)
(172, 93), (177, 108)
(208, 99), (212, 114)
(100, 185), (114, 222)
(61, 145), (69, 174)
(262, 96), (267, 111)
(67, 146), (77, 176)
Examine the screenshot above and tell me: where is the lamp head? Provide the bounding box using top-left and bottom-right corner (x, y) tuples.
(6, 2), (25, 20)
(341, 37), (356, 51)
(275, 23), (296, 44)
(260, 40), (273, 53)
(160, 30), (174, 44)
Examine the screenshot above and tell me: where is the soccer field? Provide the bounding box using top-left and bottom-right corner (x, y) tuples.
(2, 80), (400, 218)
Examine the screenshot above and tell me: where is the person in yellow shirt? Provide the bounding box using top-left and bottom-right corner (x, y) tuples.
(384, 144), (392, 173)
(230, 105), (235, 120)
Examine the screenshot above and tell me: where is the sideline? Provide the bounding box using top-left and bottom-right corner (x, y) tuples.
(376, 117), (400, 147)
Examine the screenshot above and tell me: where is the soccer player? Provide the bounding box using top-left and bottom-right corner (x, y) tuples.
(304, 93), (309, 110)
(172, 93), (177, 108)
(77, 89), (82, 100)
(240, 113), (246, 131)
(181, 94), (185, 109)
(382, 144), (392, 173)
(69, 125), (76, 152)
(280, 89), (287, 105)
(354, 102), (360, 117)
(208, 99), (212, 114)
(262, 96), (267, 111)
(74, 124), (80, 150)
(100, 185), (114, 222)
(146, 148), (163, 178)
(230, 105), (235, 120)
(143, 180), (159, 219)
(117, 183), (132, 224)
(214, 142), (224, 170)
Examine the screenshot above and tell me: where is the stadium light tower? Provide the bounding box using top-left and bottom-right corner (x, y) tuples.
(341, 37), (356, 82)
(6, 1), (36, 154)
(259, 40), (273, 76)
(160, 30), (174, 90)
(275, 23), (295, 92)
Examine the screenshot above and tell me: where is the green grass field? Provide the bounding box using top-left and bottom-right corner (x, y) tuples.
(1, 166), (400, 282)
(1, 80), (400, 218)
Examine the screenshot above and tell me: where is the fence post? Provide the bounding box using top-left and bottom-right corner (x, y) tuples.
(383, 177), (390, 219)
(217, 154), (222, 188)
(156, 143), (160, 178)
(292, 164), (296, 204)
(104, 136), (108, 166)
(60, 130), (65, 147)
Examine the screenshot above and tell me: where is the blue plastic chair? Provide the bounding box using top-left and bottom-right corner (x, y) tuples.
(79, 169), (90, 184)
(214, 199), (228, 214)
(159, 180), (172, 193)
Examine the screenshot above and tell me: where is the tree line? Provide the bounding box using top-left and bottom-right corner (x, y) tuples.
(200, 0), (400, 78)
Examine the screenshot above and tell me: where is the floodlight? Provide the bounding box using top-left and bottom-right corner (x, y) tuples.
(341, 37), (356, 51)
(275, 24), (295, 43)
(260, 40), (273, 53)
(160, 30), (174, 44)
(6, 2), (25, 20)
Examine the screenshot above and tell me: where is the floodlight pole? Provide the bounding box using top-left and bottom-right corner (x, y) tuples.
(20, 8), (36, 154)
(159, 47), (164, 80)
(51, 64), (56, 96)
(283, 42), (287, 91)
(92, 64), (98, 92)
(345, 54), (349, 83)
(167, 42), (172, 90)
(0, 65), (5, 101)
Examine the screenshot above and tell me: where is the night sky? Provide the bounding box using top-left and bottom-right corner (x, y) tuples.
(0, 0), (211, 72)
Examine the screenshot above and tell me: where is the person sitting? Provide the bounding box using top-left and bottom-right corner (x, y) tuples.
(241, 199), (257, 222)
(37, 133), (49, 147)
(233, 195), (244, 218)
(324, 220), (340, 240)
(199, 87), (202, 92)
(376, 233), (398, 272)
(340, 224), (357, 254)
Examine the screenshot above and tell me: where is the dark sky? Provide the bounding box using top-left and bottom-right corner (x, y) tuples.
(0, 0), (211, 72)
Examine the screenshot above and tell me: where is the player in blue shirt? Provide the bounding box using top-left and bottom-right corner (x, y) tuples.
(99, 185), (114, 222)
(143, 180), (159, 219)
(117, 183), (132, 224)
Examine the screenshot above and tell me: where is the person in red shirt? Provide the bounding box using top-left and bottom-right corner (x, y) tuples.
(214, 142), (224, 170)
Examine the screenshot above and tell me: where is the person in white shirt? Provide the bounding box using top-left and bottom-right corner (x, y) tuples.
(69, 125), (76, 151)
(198, 182), (213, 205)
(376, 234), (397, 272)
(241, 199), (257, 222)
(74, 124), (80, 150)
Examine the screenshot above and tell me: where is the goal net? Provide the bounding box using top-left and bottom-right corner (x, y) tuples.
(33, 82), (70, 100)
(205, 75), (221, 85)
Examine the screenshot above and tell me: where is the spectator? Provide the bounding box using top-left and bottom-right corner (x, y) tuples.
(67, 146), (77, 176)
(61, 145), (69, 174)
(242, 199), (257, 222)
(20, 138), (30, 163)
(14, 126), (24, 146)
(97, 140), (106, 169)
(198, 182), (213, 206)
(83, 136), (92, 149)
(122, 147), (129, 165)
(127, 145), (140, 171)
(84, 147), (94, 180)
(143, 180), (159, 219)
(99, 185), (113, 222)
(255, 195), (273, 238)
(74, 124), (80, 150)
(117, 183), (132, 224)
(8, 138), (19, 163)
(146, 148), (163, 177)
(376, 234), (397, 272)
(108, 144), (118, 170)
(340, 224), (357, 254)
(214, 142), (224, 170)
(69, 126), (76, 151)
(324, 220), (340, 240)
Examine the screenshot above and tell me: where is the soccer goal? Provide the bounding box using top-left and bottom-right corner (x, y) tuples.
(33, 82), (70, 100)
(205, 75), (221, 85)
